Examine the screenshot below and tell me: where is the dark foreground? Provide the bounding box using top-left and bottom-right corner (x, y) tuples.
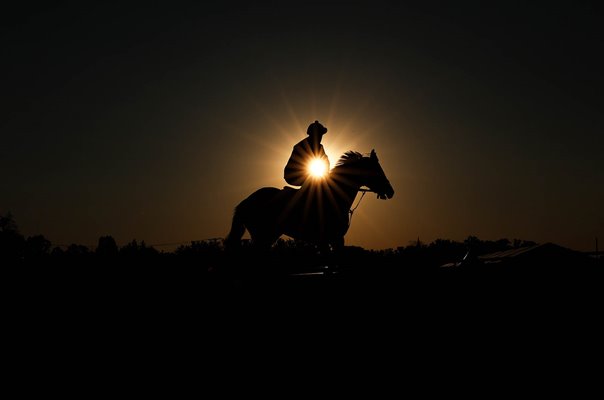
(4, 218), (601, 377)
(8, 252), (603, 308)
(6, 242), (602, 330)
(5, 252), (603, 370)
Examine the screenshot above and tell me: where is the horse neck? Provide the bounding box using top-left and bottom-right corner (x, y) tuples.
(329, 166), (366, 208)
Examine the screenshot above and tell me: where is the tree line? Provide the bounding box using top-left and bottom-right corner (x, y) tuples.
(1, 212), (541, 269)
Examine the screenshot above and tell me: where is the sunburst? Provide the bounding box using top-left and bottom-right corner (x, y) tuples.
(308, 158), (328, 179)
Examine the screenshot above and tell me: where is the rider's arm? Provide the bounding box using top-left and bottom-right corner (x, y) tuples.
(320, 145), (330, 170)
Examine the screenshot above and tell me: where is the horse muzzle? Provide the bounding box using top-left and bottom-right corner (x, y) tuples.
(377, 185), (394, 200)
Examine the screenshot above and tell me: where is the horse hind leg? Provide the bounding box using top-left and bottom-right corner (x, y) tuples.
(249, 229), (279, 254)
(330, 236), (345, 253)
(324, 236), (345, 275)
(225, 207), (246, 251)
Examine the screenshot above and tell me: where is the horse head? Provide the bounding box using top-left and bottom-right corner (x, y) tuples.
(330, 149), (394, 200)
(366, 149), (394, 199)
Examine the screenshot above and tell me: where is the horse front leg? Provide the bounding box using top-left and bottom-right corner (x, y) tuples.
(323, 236), (345, 276)
(330, 236), (345, 253)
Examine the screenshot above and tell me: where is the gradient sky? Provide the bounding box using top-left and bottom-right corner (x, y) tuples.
(2, 1), (603, 251)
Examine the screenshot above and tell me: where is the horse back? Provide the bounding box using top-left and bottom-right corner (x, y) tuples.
(238, 186), (293, 210)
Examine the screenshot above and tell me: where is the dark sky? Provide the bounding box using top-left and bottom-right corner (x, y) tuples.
(2, 1), (603, 251)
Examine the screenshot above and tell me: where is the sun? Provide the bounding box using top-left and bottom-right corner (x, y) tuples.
(308, 158), (328, 178)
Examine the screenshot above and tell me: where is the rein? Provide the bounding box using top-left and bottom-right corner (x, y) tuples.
(348, 187), (373, 227)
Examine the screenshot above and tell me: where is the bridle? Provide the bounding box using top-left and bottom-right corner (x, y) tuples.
(348, 187), (376, 228)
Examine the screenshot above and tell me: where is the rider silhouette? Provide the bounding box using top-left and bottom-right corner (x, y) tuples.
(284, 120), (330, 187)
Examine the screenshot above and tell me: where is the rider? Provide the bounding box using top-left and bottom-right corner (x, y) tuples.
(284, 120), (330, 187)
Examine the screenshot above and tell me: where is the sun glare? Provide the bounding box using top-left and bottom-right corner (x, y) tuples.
(308, 158), (328, 178)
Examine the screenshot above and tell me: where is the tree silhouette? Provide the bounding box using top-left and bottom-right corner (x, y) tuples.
(0, 212), (25, 262)
(0, 212), (19, 233)
(96, 236), (118, 258)
(120, 239), (158, 259)
(24, 235), (51, 260)
(66, 244), (91, 257)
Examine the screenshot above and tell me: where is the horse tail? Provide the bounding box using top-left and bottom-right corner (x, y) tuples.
(225, 204), (246, 251)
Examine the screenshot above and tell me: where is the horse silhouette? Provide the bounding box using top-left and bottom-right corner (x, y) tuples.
(225, 149), (394, 252)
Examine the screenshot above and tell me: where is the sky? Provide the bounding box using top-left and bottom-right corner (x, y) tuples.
(2, 1), (603, 251)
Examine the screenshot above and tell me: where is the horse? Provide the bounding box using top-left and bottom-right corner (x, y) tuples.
(225, 149), (394, 253)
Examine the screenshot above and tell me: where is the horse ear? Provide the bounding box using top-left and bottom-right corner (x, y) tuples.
(370, 149), (378, 161)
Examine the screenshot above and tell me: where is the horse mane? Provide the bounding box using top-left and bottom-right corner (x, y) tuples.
(335, 150), (364, 167)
